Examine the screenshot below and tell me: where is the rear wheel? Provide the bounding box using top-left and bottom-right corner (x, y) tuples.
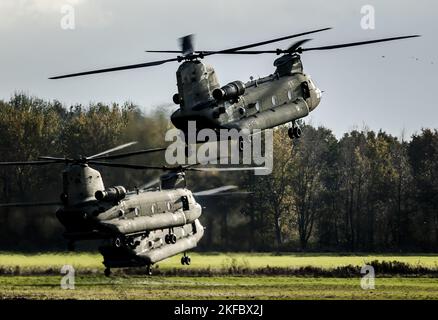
(104, 267), (111, 277)
(146, 265), (152, 276)
(113, 236), (123, 248)
(293, 126), (302, 139)
(170, 233), (177, 244)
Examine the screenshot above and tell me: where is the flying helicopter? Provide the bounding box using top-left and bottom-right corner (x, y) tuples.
(50, 28), (420, 143)
(0, 143), (254, 276)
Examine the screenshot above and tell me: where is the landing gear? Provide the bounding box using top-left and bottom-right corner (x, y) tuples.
(146, 264), (152, 276)
(288, 122), (302, 139)
(67, 241), (75, 252)
(113, 236), (124, 248)
(165, 230), (177, 244)
(104, 267), (111, 277)
(181, 253), (191, 265)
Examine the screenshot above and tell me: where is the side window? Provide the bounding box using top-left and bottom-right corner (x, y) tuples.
(181, 196), (189, 211)
(271, 96), (277, 106)
(255, 101), (261, 112)
(301, 82), (310, 99)
(287, 90), (293, 100)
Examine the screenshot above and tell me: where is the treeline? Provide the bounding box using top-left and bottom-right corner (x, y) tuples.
(241, 125), (438, 252)
(0, 94), (437, 252)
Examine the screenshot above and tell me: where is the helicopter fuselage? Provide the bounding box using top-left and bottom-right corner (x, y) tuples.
(170, 56), (321, 136)
(55, 164), (204, 269)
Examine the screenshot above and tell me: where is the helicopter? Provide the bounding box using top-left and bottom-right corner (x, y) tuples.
(50, 28), (420, 143)
(0, 142), (254, 276)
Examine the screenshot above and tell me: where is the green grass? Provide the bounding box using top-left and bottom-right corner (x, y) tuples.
(1, 275), (438, 300)
(1, 252), (438, 299)
(1, 252), (438, 272)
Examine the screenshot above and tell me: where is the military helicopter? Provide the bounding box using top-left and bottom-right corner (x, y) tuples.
(50, 28), (420, 142)
(0, 143), (254, 276)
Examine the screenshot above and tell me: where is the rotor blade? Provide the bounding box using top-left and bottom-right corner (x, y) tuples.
(147, 28), (332, 55)
(49, 58), (179, 80)
(287, 39), (312, 52)
(0, 160), (62, 166)
(208, 35), (421, 55)
(188, 167), (270, 172)
(203, 28), (332, 56)
(179, 34), (195, 56)
(195, 191), (252, 197)
(88, 161), (170, 170)
(139, 177), (161, 190)
(87, 142), (138, 159)
(300, 35), (421, 52)
(0, 201), (62, 208)
(91, 146), (167, 161)
(193, 185), (238, 196)
(38, 156), (72, 162)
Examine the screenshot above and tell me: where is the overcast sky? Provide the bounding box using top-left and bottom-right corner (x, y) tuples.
(0, 0), (436, 138)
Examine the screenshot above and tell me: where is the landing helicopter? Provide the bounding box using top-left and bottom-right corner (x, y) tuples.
(50, 28), (420, 142)
(0, 143), (254, 276)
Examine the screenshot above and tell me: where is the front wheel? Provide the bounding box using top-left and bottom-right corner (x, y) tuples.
(293, 126), (302, 139)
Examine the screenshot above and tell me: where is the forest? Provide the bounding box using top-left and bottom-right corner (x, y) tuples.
(0, 93), (437, 252)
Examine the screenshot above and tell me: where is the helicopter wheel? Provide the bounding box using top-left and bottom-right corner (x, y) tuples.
(293, 126), (302, 139)
(146, 264), (152, 276)
(170, 233), (177, 244)
(104, 267), (111, 277)
(113, 236), (124, 248)
(288, 127), (294, 140)
(288, 126), (302, 139)
(181, 254), (191, 265)
(67, 241), (75, 252)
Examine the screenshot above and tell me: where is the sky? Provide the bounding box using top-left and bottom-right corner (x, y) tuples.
(0, 0), (436, 138)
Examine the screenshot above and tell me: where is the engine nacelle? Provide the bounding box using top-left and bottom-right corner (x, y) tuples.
(213, 80), (245, 101)
(95, 186), (127, 202)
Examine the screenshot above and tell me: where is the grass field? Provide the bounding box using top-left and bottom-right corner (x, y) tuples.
(1, 275), (438, 300)
(1, 252), (438, 271)
(1, 252), (438, 299)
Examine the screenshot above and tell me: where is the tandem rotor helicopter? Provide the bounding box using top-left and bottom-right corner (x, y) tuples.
(50, 28), (420, 142)
(0, 143), (255, 276)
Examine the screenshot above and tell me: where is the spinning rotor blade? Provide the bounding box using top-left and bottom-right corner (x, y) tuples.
(139, 177), (161, 190)
(221, 35), (421, 55)
(87, 141), (138, 159)
(188, 167), (270, 172)
(49, 58), (179, 79)
(88, 161), (171, 170)
(0, 201), (62, 208)
(38, 156), (71, 162)
(147, 27), (332, 55)
(193, 185), (238, 196)
(0, 160), (62, 166)
(91, 146), (166, 161)
(180, 34), (195, 56)
(300, 35), (421, 52)
(51, 28), (332, 79)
